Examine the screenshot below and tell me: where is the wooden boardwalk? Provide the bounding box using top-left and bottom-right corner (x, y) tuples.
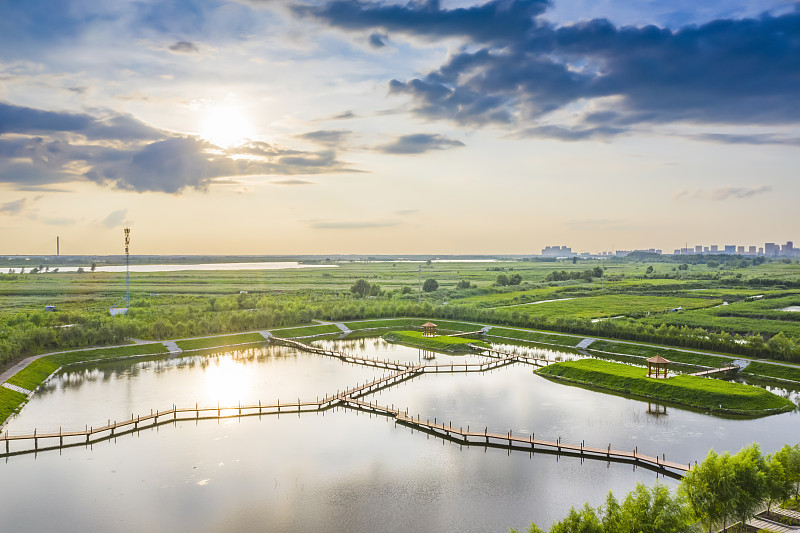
(690, 366), (739, 378)
(0, 335), (693, 477)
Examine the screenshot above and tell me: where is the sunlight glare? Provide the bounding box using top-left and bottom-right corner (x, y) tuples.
(200, 105), (254, 148)
(204, 356), (251, 405)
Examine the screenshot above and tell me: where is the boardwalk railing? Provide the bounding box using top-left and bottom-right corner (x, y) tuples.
(689, 366), (739, 378)
(0, 334), (693, 477)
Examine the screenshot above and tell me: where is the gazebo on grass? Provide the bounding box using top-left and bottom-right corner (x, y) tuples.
(422, 322), (437, 337)
(647, 355), (670, 379)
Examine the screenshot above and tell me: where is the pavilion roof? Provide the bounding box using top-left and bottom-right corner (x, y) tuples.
(647, 355), (671, 364)
(422, 322), (437, 327)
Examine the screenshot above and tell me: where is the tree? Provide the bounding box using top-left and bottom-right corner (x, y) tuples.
(422, 278), (438, 292)
(91, 262), (97, 273)
(496, 274), (509, 286)
(680, 449), (737, 532)
(76, 267), (84, 274)
(350, 278), (371, 298)
(774, 444), (800, 500)
(729, 444), (767, 529)
(456, 280), (471, 289)
(645, 266), (654, 275)
(509, 273), (522, 285)
(763, 452), (791, 513)
(401, 286), (413, 294)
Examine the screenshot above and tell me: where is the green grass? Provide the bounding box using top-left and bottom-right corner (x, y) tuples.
(0, 387), (28, 427)
(588, 340), (731, 368)
(487, 327), (582, 347)
(537, 359), (795, 416)
(50, 343), (169, 365)
(383, 330), (489, 353)
(513, 294), (721, 319)
(176, 332), (267, 350)
(743, 361), (800, 383)
(345, 318), (419, 330)
(270, 324), (342, 338)
(6, 358), (61, 391)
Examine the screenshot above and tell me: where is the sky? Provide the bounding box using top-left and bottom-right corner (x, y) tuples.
(0, 0), (799, 255)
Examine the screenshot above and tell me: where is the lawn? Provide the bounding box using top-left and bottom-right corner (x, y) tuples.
(537, 359), (795, 416)
(743, 361), (800, 383)
(176, 332), (267, 350)
(383, 330), (489, 354)
(270, 324), (342, 338)
(516, 294), (721, 319)
(0, 387), (28, 427)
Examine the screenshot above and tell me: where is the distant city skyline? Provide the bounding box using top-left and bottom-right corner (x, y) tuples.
(1, 1), (799, 255)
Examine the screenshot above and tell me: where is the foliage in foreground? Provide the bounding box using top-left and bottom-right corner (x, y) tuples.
(516, 442), (800, 533)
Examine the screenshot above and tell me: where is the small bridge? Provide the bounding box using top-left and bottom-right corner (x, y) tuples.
(689, 366), (739, 378)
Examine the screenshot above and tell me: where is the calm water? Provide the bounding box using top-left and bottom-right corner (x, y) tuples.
(55, 261), (338, 273)
(2, 338), (798, 532)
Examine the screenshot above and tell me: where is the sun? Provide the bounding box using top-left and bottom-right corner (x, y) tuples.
(199, 105), (255, 148)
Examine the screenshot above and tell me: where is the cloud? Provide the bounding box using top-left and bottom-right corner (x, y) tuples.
(376, 133), (464, 154)
(369, 32), (388, 48)
(295, 0), (550, 44)
(0, 198), (27, 215)
(297, 130), (352, 147)
(332, 111), (358, 120)
(304, 1), (800, 138)
(518, 125), (625, 141)
(169, 41), (200, 53)
(270, 178), (315, 185)
(0, 103), (361, 193)
(691, 133), (800, 146)
(0, 102), (164, 140)
(101, 209), (129, 228)
(310, 220), (399, 229)
(674, 185), (772, 201)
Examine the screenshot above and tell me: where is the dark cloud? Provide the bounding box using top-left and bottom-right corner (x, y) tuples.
(674, 185), (772, 201)
(369, 32), (387, 47)
(691, 133), (800, 146)
(376, 133), (464, 154)
(306, 1), (800, 138)
(0, 104), (361, 193)
(0, 102), (165, 140)
(332, 111), (358, 120)
(295, 0), (550, 44)
(297, 130), (353, 147)
(169, 40), (200, 53)
(0, 198), (27, 215)
(518, 125), (625, 141)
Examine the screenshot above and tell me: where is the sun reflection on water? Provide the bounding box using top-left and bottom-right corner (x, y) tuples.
(204, 356), (252, 405)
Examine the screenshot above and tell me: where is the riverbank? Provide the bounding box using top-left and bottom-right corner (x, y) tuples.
(383, 330), (489, 353)
(536, 359), (796, 417)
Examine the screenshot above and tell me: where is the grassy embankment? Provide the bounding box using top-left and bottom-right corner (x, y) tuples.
(270, 324), (342, 338)
(537, 359), (795, 416)
(742, 361), (800, 383)
(175, 332), (268, 351)
(1, 343), (170, 425)
(383, 330), (489, 354)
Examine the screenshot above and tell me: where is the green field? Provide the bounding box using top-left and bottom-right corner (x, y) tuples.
(2, 256), (800, 373)
(537, 359), (795, 416)
(6, 358), (61, 391)
(176, 332), (267, 351)
(742, 361), (800, 383)
(383, 330), (489, 353)
(270, 324), (342, 338)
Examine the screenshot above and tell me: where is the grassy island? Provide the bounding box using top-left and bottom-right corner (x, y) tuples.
(383, 330), (489, 354)
(536, 359), (796, 416)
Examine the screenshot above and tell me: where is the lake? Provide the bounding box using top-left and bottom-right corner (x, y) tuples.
(1, 337), (797, 532)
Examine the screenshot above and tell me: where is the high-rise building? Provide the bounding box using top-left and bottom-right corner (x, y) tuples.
(737, 246), (745, 254)
(748, 246), (757, 255)
(695, 245), (703, 254)
(710, 245), (719, 253)
(724, 245), (736, 254)
(765, 242), (780, 256)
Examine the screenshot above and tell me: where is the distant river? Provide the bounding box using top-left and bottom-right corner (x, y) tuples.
(54, 262), (339, 273)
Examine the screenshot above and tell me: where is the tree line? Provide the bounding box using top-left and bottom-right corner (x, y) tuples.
(514, 442), (800, 533)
